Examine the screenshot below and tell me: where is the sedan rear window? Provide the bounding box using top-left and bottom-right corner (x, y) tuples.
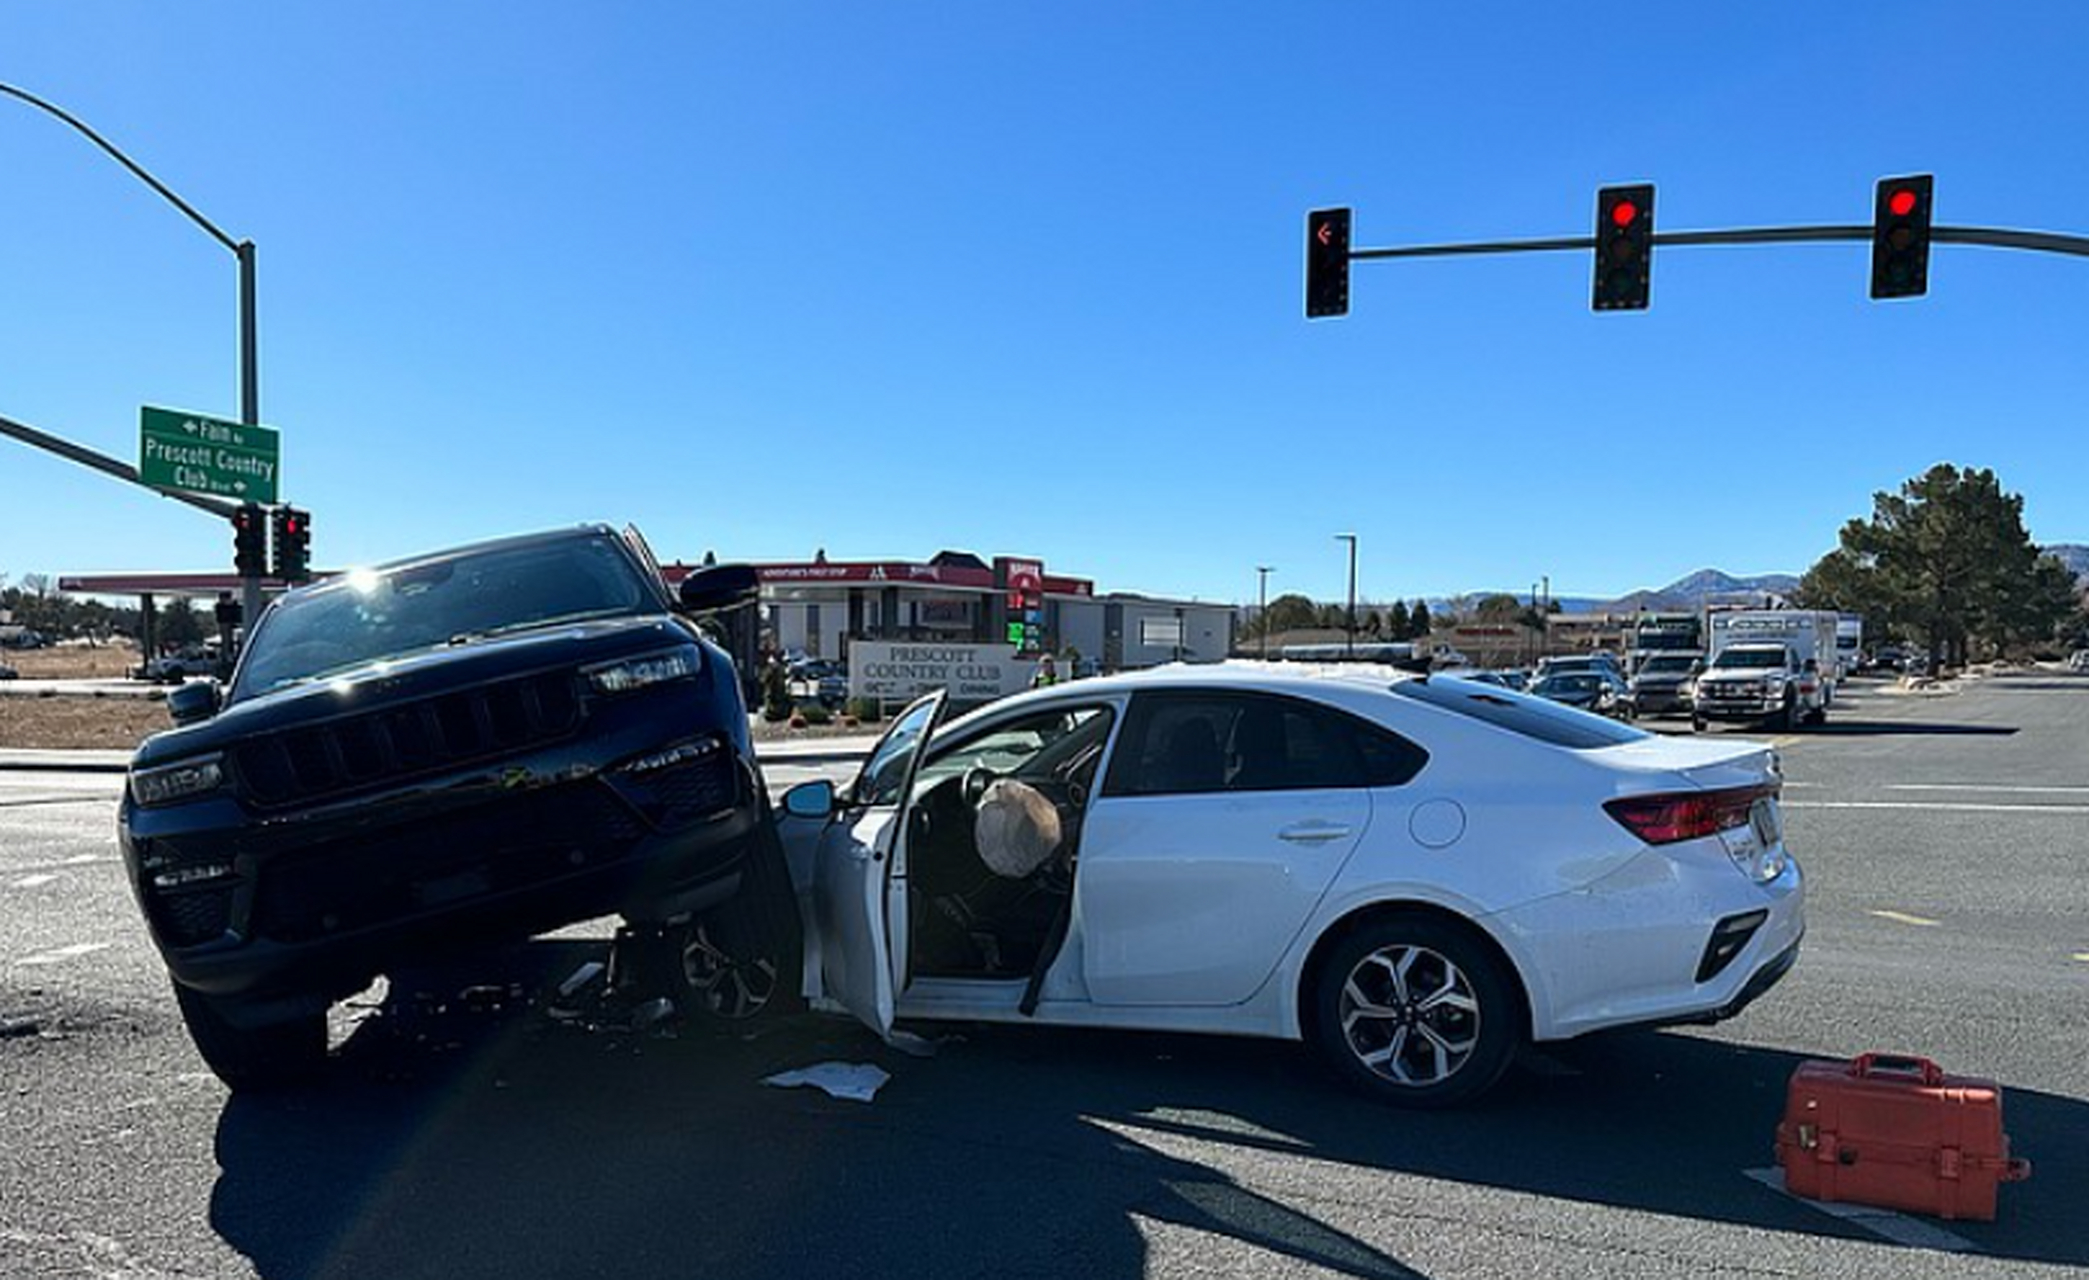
(1390, 676), (1648, 749)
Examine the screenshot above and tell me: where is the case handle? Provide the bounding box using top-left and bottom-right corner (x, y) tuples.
(1852, 1053), (1945, 1086)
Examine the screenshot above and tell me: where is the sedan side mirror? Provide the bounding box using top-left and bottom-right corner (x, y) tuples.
(166, 680), (222, 726)
(780, 779), (836, 820)
(678, 563), (759, 614)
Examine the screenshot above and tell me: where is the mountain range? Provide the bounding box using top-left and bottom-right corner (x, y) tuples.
(1551, 543), (2089, 615)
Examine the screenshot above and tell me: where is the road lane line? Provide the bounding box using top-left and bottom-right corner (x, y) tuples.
(1869, 909), (1941, 927)
(2074, 953), (2089, 964)
(10, 874), (59, 889)
(1886, 784), (2089, 795)
(1784, 801), (2089, 814)
(17, 942), (112, 966)
(1743, 1168), (1978, 1253)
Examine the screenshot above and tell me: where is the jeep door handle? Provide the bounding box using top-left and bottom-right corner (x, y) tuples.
(1278, 822), (1353, 845)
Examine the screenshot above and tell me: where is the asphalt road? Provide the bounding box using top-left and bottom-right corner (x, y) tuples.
(2, 673), (2084, 1278)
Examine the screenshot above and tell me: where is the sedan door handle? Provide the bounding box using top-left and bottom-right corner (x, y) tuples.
(1278, 822), (1353, 845)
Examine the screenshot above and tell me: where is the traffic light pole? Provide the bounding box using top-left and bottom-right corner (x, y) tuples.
(1348, 223), (2089, 263)
(2, 81), (266, 644)
(237, 240), (263, 636)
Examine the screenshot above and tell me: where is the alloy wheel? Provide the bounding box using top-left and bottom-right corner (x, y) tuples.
(1337, 943), (1481, 1087)
(680, 921), (778, 1020)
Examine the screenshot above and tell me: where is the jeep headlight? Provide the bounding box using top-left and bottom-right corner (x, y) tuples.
(585, 647), (700, 695)
(131, 754), (226, 807)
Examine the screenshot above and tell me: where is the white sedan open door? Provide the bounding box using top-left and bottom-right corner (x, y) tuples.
(807, 690), (945, 1039)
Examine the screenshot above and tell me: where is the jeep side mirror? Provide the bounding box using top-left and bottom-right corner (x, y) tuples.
(678, 563), (759, 614)
(166, 680), (222, 726)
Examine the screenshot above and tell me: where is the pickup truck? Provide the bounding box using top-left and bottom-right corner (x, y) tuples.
(1691, 641), (1827, 731)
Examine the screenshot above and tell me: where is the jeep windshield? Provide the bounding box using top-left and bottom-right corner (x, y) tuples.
(230, 533), (659, 700)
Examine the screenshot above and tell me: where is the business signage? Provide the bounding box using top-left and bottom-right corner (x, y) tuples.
(849, 641), (1029, 702)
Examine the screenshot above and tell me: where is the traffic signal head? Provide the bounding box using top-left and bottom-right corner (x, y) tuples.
(1306, 207), (1352, 318)
(271, 506), (311, 583)
(1593, 184), (1655, 310)
(1871, 174), (1934, 299)
(231, 504), (268, 577)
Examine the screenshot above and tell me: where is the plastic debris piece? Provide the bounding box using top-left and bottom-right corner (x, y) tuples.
(762, 1062), (891, 1103)
(558, 962), (606, 997)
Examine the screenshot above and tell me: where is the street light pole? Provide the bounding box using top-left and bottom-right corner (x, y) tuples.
(1, 81), (265, 636)
(1335, 534), (1358, 659)
(1256, 565), (1274, 660)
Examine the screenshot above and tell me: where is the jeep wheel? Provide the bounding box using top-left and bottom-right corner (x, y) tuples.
(679, 824), (803, 1022)
(173, 984), (326, 1092)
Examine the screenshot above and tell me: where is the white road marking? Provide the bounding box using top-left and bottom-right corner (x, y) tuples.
(10, 874), (58, 889)
(1784, 801), (2089, 814)
(2073, 953), (2089, 964)
(1869, 909), (1941, 927)
(1743, 1167), (1979, 1253)
(1886, 784), (2089, 795)
(17, 941), (112, 966)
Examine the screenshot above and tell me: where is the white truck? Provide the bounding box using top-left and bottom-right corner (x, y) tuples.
(1836, 613), (1864, 677)
(1693, 610), (1838, 731)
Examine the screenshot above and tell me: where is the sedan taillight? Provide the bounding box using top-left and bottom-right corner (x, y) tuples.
(1604, 784), (1777, 845)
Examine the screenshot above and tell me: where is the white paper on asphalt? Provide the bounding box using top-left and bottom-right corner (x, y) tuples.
(762, 1062), (892, 1103)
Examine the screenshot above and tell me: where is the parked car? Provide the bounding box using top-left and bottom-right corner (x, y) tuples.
(119, 525), (770, 1090)
(2069, 649), (2089, 673)
(0, 660), (17, 680)
(1533, 653), (1624, 683)
(138, 648), (222, 683)
(789, 658), (850, 708)
(1529, 669), (1636, 721)
(1628, 652), (1704, 717)
(737, 664), (1802, 1108)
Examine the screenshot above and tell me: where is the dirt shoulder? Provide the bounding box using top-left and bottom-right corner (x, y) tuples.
(0, 695), (172, 751)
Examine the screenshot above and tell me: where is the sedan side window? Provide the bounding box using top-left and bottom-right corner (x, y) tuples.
(1103, 693), (1427, 797)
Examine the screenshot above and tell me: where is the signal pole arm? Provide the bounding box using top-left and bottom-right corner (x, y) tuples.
(0, 412), (237, 518)
(1347, 224), (2089, 261)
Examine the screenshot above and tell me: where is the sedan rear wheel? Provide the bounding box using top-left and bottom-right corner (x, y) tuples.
(1312, 916), (1521, 1108)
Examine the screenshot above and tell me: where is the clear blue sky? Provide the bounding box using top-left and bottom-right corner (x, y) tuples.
(3, 4), (2085, 607)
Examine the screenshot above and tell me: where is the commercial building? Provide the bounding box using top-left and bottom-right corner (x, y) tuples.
(662, 550), (1233, 670)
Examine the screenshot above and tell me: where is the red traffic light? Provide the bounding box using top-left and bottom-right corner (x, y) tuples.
(1611, 200), (1640, 227)
(1888, 188), (1918, 218)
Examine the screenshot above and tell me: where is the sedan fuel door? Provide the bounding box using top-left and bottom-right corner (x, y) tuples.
(806, 690), (945, 1039)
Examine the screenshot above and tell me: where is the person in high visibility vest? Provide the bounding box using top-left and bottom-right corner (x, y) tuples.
(1030, 653), (1059, 689)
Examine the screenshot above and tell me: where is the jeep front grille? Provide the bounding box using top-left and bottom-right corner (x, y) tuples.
(231, 672), (582, 807)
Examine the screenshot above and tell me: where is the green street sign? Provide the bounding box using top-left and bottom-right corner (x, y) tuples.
(139, 406), (279, 504)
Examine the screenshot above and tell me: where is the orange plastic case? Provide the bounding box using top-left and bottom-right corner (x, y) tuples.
(1777, 1054), (2032, 1221)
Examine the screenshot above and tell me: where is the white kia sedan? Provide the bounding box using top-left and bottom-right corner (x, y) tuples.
(765, 664), (1803, 1107)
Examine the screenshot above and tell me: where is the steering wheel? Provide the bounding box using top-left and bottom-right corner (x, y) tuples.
(961, 766), (999, 807)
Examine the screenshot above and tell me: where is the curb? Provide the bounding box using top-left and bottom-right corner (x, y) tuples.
(0, 755), (131, 775)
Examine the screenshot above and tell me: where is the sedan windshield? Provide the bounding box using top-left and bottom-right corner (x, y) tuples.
(231, 534), (656, 700)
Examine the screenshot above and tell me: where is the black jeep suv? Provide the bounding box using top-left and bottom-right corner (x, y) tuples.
(120, 525), (765, 1089)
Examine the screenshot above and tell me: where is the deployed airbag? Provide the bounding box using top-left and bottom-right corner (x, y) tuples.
(973, 779), (1063, 878)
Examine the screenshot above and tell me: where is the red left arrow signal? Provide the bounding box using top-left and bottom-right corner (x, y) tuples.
(1317, 221), (1335, 247)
